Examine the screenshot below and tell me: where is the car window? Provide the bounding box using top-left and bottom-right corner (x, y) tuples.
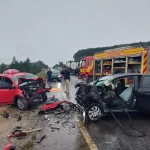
(4, 77), (13, 85)
(12, 73), (37, 85)
(52, 70), (60, 74)
(0, 80), (12, 89)
(142, 76), (150, 88)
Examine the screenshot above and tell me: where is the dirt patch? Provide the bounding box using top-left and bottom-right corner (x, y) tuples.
(0, 105), (42, 150)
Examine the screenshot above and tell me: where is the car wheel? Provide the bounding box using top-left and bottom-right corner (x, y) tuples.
(17, 98), (29, 110)
(86, 103), (103, 121)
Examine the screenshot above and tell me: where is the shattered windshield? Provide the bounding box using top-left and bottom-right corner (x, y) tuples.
(95, 75), (114, 87)
(12, 73), (37, 85)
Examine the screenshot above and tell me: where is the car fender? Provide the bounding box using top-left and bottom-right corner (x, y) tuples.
(15, 88), (24, 97)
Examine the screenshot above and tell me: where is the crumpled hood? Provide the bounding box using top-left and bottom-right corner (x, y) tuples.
(18, 77), (43, 86)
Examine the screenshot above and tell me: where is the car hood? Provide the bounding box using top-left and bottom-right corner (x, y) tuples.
(18, 77), (43, 86)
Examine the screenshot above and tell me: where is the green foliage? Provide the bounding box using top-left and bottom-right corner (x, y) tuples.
(53, 61), (66, 69)
(73, 41), (150, 61)
(0, 56), (49, 74)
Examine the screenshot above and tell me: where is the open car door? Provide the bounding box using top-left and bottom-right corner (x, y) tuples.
(136, 75), (150, 111)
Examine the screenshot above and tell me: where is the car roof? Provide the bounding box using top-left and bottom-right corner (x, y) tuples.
(0, 72), (28, 77)
(102, 73), (142, 80)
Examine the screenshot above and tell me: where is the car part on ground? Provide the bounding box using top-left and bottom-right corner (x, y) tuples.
(3, 128), (42, 150)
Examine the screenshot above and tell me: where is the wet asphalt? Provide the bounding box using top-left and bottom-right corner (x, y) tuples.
(37, 76), (150, 150)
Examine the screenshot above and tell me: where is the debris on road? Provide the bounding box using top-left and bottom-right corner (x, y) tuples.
(1, 111), (9, 119)
(13, 114), (22, 121)
(51, 127), (60, 130)
(36, 135), (46, 143)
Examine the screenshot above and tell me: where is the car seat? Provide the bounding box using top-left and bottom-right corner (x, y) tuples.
(106, 86), (134, 108)
(115, 79), (125, 96)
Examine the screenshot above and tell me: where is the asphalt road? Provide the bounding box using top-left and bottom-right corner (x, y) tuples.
(48, 76), (150, 150)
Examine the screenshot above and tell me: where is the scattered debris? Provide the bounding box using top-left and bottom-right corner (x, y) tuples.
(36, 135), (46, 143)
(1, 111), (9, 118)
(80, 143), (85, 147)
(51, 127), (60, 130)
(55, 120), (60, 124)
(62, 121), (68, 125)
(72, 124), (75, 128)
(16, 115), (22, 121)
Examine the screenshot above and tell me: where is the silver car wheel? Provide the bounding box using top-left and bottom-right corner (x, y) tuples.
(17, 98), (25, 110)
(88, 105), (102, 121)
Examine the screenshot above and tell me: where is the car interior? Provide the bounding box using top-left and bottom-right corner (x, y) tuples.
(105, 77), (135, 108)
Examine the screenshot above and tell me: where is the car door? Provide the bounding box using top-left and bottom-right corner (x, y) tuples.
(136, 75), (150, 110)
(0, 77), (15, 104)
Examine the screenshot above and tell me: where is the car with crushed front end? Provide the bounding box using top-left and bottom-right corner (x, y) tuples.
(75, 73), (150, 123)
(0, 69), (48, 110)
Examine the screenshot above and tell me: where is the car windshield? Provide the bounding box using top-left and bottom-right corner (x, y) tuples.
(98, 75), (114, 81)
(52, 70), (60, 74)
(96, 75), (114, 87)
(12, 73), (38, 85)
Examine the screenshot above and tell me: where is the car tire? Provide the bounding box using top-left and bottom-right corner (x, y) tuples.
(17, 97), (29, 110)
(86, 103), (103, 122)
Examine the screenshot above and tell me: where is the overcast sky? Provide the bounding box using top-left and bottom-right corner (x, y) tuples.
(0, 0), (149, 67)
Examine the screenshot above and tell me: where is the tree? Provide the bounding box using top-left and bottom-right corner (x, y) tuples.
(73, 41), (150, 61)
(0, 57), (49, 74)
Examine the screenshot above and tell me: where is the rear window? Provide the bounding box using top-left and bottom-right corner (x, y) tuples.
(12, 73), (37, 85)
(142, 76), (150, 88)
(52, 70), (60, 74)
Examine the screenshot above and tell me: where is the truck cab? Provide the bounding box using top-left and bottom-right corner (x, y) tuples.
(79, 56), (95, 81)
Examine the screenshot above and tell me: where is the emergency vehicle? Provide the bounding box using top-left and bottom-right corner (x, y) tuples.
(79, 46), (150, 81)
(94, 46), (150, 75)
(79, 56), (101, 81)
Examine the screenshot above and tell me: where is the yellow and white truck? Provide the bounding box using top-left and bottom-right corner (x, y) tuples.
(94, 46), (150, 75)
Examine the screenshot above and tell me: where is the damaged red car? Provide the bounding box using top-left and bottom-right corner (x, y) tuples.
(0, 69), (47, 110)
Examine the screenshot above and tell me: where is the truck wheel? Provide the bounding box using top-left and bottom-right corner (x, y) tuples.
(17, 98), (29, 110)
(86, 103), (103, 121)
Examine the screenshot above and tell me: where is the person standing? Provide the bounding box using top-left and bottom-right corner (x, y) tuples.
(61, 66), (70, 93)
(47, 67), (52, 87)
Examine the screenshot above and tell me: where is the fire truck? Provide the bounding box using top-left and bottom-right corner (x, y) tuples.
(79, 56), (101, 81)
(79, 46), (150, 81)
(94, 46), (150, 75)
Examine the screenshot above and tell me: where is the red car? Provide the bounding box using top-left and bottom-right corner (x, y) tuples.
(0, 69), (46, 110)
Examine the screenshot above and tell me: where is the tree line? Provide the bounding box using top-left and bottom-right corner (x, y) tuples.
(73, 41), (150, 61)
(0, 56), (49, 74)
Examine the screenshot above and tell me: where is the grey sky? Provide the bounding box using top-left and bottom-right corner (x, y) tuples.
(0, 0), (149, 67)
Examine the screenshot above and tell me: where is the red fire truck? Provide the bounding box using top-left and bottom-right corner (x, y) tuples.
(79, 56), (101, 81)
